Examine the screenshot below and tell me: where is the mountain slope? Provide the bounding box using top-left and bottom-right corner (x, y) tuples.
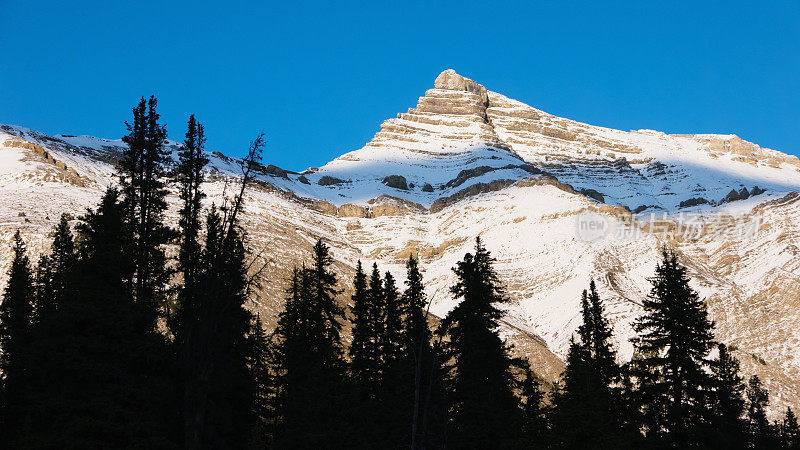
(1, 70), (799, 415)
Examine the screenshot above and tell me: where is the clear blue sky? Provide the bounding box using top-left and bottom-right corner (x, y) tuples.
(1, 1), (798, 171)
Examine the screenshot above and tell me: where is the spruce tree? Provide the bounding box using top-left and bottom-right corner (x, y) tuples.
(30, 214), (77, 329)
(783, 407), (800, 449)
(746, 375), (773, 448)
(380, 270), (408, 445)
(183, 205), (256, 449)
(550, 337), (591, 447)
(381, 270), (403, 380)
(402, 255), (429, 358)
(33, 254), (53, 323)
(307, 239), (345, 366)
(18, 216), (78, 445)
(42, 214), (76, 316)
(349, 261), (382, 392)
(439, 237), (521, 448)
(249, 314), (274, 448)
(518, 364), (547, 447)
(368, 262), (385, 373)
(348, 261), (385, 446)
(173, 114), (208, 328)
(181, 133), (264, 449)
(586, 280), (619, 385)
(120, 95), (173, 327)
(710, 343), (747, 448)
(551, 281), (630, 449)
(273, 240), (348, 448)
(0, 231), (34, 443)
(630, 249), (716, 446)
(402, 255), (437, 449)
(19, 188), (179, 448)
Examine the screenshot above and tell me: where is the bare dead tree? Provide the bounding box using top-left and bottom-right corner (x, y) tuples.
(222, 133), (265, 244)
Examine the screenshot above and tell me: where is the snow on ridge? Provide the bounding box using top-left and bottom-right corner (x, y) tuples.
(3, 71), (800, 416)
(3, 70), (800, 214)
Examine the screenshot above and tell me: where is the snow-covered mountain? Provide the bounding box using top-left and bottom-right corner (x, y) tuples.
(2, 69), (800, 415)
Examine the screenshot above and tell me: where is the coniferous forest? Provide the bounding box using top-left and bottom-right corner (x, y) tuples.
(2, 98), (800, 449)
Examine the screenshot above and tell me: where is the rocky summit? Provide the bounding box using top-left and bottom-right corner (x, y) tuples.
(2, 70), (800, 416)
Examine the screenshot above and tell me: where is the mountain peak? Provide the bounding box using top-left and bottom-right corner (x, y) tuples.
(434, 69), (487, 98)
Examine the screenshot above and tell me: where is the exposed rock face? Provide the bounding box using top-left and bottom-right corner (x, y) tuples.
(338, 203), (370, 218)
(434, 69), (489, 105)
(675, 134), (800, 168)
(363, 70), (505, 153)
(3, 138), (88, 186)
(368, 195), (425, 217)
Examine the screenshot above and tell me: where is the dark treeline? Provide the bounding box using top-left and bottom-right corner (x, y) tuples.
(0, 97), (798, 449)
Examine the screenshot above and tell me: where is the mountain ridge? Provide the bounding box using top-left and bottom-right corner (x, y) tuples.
(2, 69), (800, 416)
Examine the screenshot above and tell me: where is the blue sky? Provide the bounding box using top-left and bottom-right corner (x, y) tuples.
(1, 1), (798, 171)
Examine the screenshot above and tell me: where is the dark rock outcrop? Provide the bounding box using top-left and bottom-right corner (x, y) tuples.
(432, 179), (517, 213)
(318, 176), (347, 186)
(579, 188), (605, 203)
(721, 187), (751, 204)
(259, 163), (291, 179)
(720, 186), (767, 204)
(444, 164), (543, 189)
(382, 175), (408, 190)
(679, 197), (710, 208)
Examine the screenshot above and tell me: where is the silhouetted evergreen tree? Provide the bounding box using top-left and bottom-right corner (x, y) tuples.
(175, 114), (208, 282)
(746, 375), (775, 448)
(710, 343), (747, 448)
(17, 215), (79, 444)
(0, 231), (34, 443)
(347, 261), (385, 447)
(183, 206), (255, 448)
(630, 249), (716, 447)
(35, 214), (76, 323)
(18, 188), (179, 448)
(249, 314), (274, 448)
(401, 255), (438, 449)
(367, 263), (385, 384)
(551, 281), (631, 449)
(402, 255), (429, 358)
(378, 270), (409, 445)
(172, 114), (208, 336)
(120, 95), (173, 327)
(382, 271), (403, 369)
(439, 237), (521, 448)
(518, 364), (547, 448)
(782, 407), (800, 449)
(273, 240), (348, 448)
(550, 337), (594, 448)
(585, 280), (619, 385)
(349, 261), (382, 393)
(182, 133), (264, 449)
